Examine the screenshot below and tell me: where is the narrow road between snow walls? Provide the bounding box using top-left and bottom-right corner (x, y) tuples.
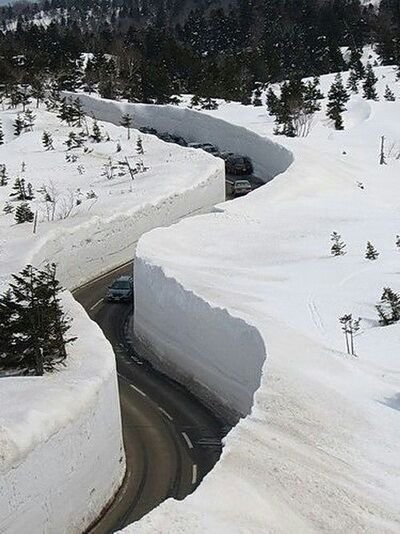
(73, 263), (229, 533)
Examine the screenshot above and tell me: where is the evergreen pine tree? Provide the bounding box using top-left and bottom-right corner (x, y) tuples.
(365, 241), (379, 260)
(190, 95), (201, 108)
(23, 109), (36, 131)
(136, 136), (144, 156)
(120, 113), (133, 140)
(330, 231), (346, 256)
(384, 85), (396, 102)
(71, 98), (85, 128)
(31, 76), (45, 108)
(395, 235), (400, 250)
(3, 201), (13, 214)
(9, 177), (27, 201)
(201, 97), (219, 110)
(253, 84), (263, 107)
(90, 119), (103, 143)
(0, 164), (8, 186)
(14, 114), (25, 136)
(376, 287), (400, 326)
(15, 202), (34, 224)
(0, 264), (75, 374)
(327, 74), (349, 130)
(362, 64), (379, 101)
(0, 120), (4, 145)
(42, 131), (55, 150)
(347, 70), (359, 93)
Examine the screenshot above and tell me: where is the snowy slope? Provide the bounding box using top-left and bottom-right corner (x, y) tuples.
(0, 104), (224, 532)
(130, 66), (400, 532)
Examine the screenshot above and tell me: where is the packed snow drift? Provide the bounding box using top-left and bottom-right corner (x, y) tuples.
(0, 103), (224, 532)
(130, 66), (400, 532)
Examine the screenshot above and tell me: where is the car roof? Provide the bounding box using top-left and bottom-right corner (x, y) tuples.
(115, 275), (131, 282)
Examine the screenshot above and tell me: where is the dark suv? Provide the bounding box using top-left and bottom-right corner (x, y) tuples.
(224, 154), (253, 175)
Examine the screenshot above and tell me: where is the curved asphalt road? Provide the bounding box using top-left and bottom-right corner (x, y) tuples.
(73, 262), (228, 533)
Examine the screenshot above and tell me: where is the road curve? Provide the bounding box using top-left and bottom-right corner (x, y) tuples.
(73, 262), (228, 533)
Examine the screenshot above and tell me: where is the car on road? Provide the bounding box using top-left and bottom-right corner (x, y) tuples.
(106, 276), (133, 303)
(225, 154), (253, 175)
(188, 142), (220, 155)
(233, 179), (252, 196)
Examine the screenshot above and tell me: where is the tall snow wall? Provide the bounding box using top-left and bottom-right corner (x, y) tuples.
(65, 93), (293, 180)
(134, 257), (266, 422)
(0, 293), (125, 534)
(127, 104), (293, 420)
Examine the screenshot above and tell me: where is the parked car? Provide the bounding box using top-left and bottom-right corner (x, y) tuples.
(200, 143), (220, 156)
(188, 142), (205, 149)
(233, 179), (252, 196)
(139, 127), (158, 135)
(106, 276), (133, 303)
(170, 134), (187, 146)
(225, 154), (253, 175)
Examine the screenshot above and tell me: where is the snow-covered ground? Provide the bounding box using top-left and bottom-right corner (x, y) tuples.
(130, 66), (400, 532)
(0, 104), (224, 532)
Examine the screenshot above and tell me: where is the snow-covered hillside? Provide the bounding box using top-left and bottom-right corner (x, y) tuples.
(130, 66), (400, 532)
(0, 103), (224, 532)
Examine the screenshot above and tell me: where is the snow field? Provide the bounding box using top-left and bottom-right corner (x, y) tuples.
(128, 66), (400, 532)
(0, 104), (224, 532)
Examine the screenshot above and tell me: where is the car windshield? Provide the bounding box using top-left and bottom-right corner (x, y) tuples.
(111, 280), (131, 290)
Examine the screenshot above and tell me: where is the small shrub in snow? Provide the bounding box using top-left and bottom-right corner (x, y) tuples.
(365, 241), (379, 260)
(330, 231), (346, 256)
(42, 131), (55, 151)
(14, 202), (34, 224)
(86, 189), (97, 199)
(0, 120), (4, 144)
(136, 136), (144, 156)
(396, 235), (400, 250)
(116, 140), (122, 152)
(376, 287), (400, 326)
(201, 97), (219, 110)
(339, 314), (360, 356)
(120, 113), (133, 140)
(65, 153), (79, 163)
(362, 64), (379, 101)
(64, 131), (86, 150)
(384, 85), (396, 102)
(102, 157), (118, 180)
(0, 164), (8, 186)
(0, 264), (75, 375)
(3, 201), (13, 214)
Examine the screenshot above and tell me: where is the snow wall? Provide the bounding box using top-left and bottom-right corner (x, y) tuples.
(1, 104), (225, 532)
(30, 160), (224, 290)
(65, 93), (293, 181)
(0, 293), (125, 534)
